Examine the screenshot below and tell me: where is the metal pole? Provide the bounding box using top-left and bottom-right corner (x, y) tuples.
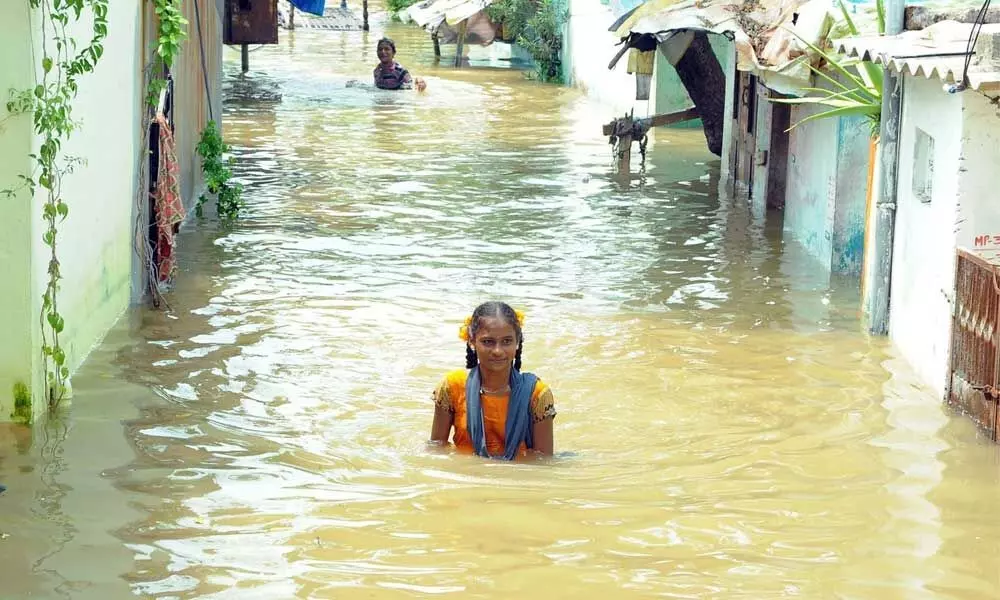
(432, 32), (441, 59)
(289, 0), (295, 29)
(455, 20), (467, 68)
(867, 0), (905, 334)
(362, 0), (369, 30)
(241, 43), (249, 73)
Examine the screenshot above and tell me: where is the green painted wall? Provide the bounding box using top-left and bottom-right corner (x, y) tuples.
(653, 34), (732, 130)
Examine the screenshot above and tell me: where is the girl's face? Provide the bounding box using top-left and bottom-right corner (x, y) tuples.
(377, 43), (395, 65)
(470, 316), (519, 375)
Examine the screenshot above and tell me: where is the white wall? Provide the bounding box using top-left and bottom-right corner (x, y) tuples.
(0, 2), (144, 419)
(955, 91), (1000, 259)
(888, 76), (964, 397)
(563, 0), (640, 113)
(53, 1), (144, 378)
(0, 2), (39, 422)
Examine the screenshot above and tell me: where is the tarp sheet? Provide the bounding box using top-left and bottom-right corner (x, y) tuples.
(290, 0), (326, 17)
(407, 0), (500, 44)
(409, 0), (498, 28)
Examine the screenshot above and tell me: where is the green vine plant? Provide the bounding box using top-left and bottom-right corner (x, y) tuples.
(148, 0), (188, 105)
(1, 0), (110, 411)
(486, 0), (566, 82)
(195, 121), (244, 221)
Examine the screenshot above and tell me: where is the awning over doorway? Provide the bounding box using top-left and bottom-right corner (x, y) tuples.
(610, 0), (886, 96)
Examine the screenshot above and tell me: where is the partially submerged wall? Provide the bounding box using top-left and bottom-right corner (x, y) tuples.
(563, 0), (639, 113)
(888, 76), (961, 396)
(0, 2), (144, 420)
(0, 2), (39, 423)
(783, 105), (871, 277)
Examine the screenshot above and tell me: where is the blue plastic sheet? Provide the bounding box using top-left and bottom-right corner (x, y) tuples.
(290, 0), (326, 16)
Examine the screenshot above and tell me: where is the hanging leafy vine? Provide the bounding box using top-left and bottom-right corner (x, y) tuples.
(148, 0), (188, 104)
(195, 121), (244, 221)
(1, 0), (109, 411)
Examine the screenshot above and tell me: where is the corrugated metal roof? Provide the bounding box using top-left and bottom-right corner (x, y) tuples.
(835, 20), (1000, 92)
(609, 0), (885, 95)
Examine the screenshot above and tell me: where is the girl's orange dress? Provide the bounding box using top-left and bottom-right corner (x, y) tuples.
(432, 369), (556, 456)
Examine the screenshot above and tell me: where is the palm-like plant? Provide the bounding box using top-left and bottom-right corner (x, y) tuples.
(772, 0), (886, 138)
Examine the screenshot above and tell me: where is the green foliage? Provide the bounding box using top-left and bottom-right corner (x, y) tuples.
(0, 0), (109, 410)
(12, 382), (32, 425)
(771, 0), (885, 138)
(486, 0), (566, 82)
(387, 0), (420, 14)
(195, 121), (244, 221)
(148, 0), (189, 105)
(486, 0), (535, 41)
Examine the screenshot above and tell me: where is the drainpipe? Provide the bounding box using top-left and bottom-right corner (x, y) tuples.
(867, 0), (905, 335)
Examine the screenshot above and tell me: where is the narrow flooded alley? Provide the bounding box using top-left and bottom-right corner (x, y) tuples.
(2, 12), (1000, 600)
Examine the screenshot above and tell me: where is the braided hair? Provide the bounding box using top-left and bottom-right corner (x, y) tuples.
(464, 301), (523, 371)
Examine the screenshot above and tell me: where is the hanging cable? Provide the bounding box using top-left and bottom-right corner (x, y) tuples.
(193, 0), (215, 122)
(960, 0), (992, 90)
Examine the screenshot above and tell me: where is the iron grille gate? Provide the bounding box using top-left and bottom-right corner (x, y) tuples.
(947, 249), (1000, 439)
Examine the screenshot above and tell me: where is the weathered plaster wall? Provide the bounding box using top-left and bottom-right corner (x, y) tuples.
(832, 116), (872, 275)
(784, 105), (840, 273)
(955, 90), (1000, 258)
(888, 75), (963, 397)
(42, 0), (145, 403)
(0, 1), (144, 420)
(172, 0), (224, 213)
(0, 2), (39, 422)
(783, 104), (871, 276)
(653, 34), (732, 130)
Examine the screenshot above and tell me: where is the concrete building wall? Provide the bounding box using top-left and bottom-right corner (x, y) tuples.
(653, 34), (732, 130)
(0, 1), (222, 421)
(172, 0), (224, 213)
(52, 2), (145, 401)
(956, 90), (1000, 260)
(1, 2), (145, 419)
(784, 104), (840, 272)
(563, 0), (640, 113)
(832, 116), (872, 275)
(783, 104), (872, 276)
(888, 76), (964, 397)
(0, 2), (40, 422)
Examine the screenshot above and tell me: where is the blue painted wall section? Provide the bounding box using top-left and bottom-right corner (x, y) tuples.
(832, 116), (869, 276)
(782, 108), (870, 278)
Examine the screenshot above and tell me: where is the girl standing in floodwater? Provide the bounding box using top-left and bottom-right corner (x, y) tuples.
(429, 302), (556, 459)
(374, 37), (426, 92)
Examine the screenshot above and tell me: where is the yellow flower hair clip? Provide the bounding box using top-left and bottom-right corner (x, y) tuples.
(458, 316), (473, 342)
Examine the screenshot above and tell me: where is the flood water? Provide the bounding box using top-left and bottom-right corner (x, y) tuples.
(3, 10), (1000, 600)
